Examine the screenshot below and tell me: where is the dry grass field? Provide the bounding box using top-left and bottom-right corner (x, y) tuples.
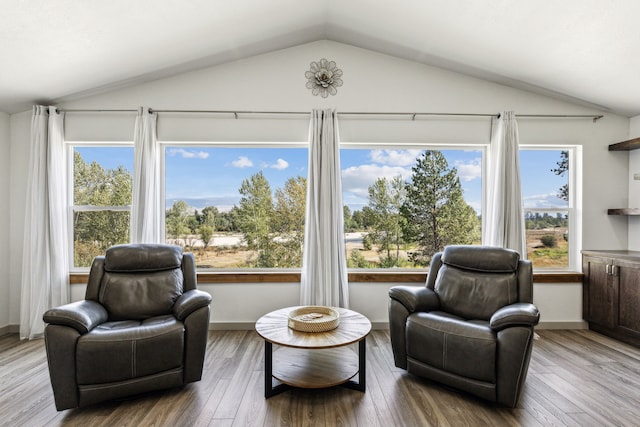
(183, 228), (569, 269)
(526, 227), (568, 268)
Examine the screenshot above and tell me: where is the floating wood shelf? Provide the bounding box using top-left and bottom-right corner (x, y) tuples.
(609, 137), (640, 151)
(608, 208), (640, 215)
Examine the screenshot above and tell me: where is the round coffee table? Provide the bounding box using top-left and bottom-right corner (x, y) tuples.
(255, 306), (371, 398)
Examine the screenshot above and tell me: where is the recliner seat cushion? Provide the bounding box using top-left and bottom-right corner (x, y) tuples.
(76, 315), (184, 385)
(406, 312), (496, 382)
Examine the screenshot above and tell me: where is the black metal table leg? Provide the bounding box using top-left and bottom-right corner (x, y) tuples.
(341, 337), (366, 392)
(264, 341), (290, 398)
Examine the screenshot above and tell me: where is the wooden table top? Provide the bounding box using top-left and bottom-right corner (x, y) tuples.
(255, 306), (372, 349)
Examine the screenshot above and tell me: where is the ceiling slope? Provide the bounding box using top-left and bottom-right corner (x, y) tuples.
(1, 0), (638, 116)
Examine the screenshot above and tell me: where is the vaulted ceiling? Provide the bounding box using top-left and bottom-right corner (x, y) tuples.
(2, 0), (639, 116)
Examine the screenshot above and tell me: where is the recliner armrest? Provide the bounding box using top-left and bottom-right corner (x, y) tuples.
(490, 303), (540, 331)
(174, 289), (212, 321)
(389, 285), (439, 313)
(43, 300), (108, 334)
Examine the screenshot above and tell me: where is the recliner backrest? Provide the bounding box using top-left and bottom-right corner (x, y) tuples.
(434, 245), (520, 320)
(98, 244), (185, 320)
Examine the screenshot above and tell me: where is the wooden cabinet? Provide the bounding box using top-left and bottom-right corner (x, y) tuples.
(582, 250), (640, 347)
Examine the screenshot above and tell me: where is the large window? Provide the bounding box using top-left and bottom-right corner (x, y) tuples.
(68, 142), (578, 272)
(341, 147), (483, 269)
(163, 145), (487, 270)
(520, 147), (578, 270)
(71, 145), (133, 268)
(163, 145), (308, 268)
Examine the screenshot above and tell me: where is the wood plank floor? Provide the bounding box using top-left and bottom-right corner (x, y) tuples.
(1, 329), (640, 426)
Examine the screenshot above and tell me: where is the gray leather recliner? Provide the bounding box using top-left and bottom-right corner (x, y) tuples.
(43, 244), (212, 411)
(389, 245), (540, 407)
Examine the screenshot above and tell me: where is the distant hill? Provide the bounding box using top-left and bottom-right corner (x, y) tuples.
(165, 197), (237, 212)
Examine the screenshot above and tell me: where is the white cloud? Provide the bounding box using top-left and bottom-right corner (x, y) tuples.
(523, 193), (566, 209)
(231, 156), (253, 168)
(453, 158), (482, 182)
(369, 149), (422, 166)
(270, 158), (289, 170)
(342, 164), (412, 198)
(467, 200), (482, 213)
(167, 148), (209, 159)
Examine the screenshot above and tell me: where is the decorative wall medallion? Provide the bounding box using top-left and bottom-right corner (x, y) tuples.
(305, 59), (343, 98)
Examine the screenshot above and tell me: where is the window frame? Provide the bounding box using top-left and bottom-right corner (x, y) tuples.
(67, 141), (134, 272)
(66, 140), (581, 274)
(159, 140), (309, 271)
(519, 145), (581, 271)
(340, 142), (487, 271)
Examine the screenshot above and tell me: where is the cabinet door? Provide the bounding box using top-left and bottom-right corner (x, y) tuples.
(617, 264), (640, 335)
(583, 256), (617, 328)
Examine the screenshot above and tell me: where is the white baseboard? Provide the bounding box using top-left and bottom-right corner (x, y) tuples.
(208, 321), (391, 331)
(2, 321), (588, 336)
(209, 321), (588, 331)
(0, 324), (19, 336)
(209, 322), (256, 330)
(536, 321), (588, 330)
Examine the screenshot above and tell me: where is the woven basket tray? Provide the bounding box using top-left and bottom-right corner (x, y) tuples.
(288, 306), (340, 333)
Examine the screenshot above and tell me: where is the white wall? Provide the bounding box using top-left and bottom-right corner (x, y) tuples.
(9, 111), (30, 332)
(629, 115), (640, 137)
(0, 112), (9, 331)
(8, 40), (632, 329)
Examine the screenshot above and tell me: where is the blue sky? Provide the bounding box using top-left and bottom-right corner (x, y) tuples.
(519, 149), (568, 209)
(75, 146), (568, 212)
(165, 147), (308, 211)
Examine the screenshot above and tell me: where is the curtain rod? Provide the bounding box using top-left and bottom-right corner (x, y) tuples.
(57, 108), (604, 122)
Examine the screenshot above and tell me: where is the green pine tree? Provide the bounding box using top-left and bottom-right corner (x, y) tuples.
(401, 150), (480, 266)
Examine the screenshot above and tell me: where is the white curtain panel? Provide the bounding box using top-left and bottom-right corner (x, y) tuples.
(482, 111), (527, 257)
(130, 107), (161, 243)
(300, 109), (349, 308)
(20, 106), (69, 340)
